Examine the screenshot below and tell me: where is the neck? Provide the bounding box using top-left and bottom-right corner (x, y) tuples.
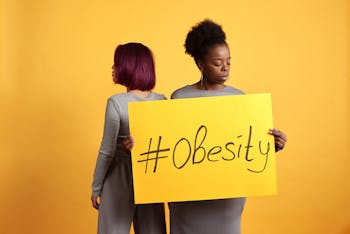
(195, 80), (226, 91)
(127, 89), (151, 98)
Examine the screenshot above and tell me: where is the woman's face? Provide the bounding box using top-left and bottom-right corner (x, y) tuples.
(198, 43), (231, 85)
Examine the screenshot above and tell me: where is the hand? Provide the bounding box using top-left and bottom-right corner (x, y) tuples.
(268, 128), (287, 152)
(122, 135), (135, 153)
(91, 195), (100, 210)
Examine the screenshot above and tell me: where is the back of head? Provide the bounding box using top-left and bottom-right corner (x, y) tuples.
(113, 42), (156, 91)
(184, 19), (227, 64)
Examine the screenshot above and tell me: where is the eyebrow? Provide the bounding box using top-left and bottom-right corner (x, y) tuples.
(213, 56), (231, 59)
(211, 57), (231, 60)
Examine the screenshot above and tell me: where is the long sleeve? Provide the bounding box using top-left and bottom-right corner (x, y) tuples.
(92, 98), (120, 197)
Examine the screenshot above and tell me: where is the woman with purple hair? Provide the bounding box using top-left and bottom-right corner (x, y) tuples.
(91, 43), (166, 234)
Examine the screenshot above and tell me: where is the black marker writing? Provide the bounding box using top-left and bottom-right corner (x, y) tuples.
(138, 125), (271, 174)
(245, 126), (254, 161)
(248, 140), (270, 173)
(138, 136), (169, 173)
(193, 125), (207, 164)
(173, 138), (191, 169)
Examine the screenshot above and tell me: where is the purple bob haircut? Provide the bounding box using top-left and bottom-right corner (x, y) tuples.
(113, 42), (156, 91)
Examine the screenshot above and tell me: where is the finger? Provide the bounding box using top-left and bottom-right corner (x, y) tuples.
(123, 139), (132, 145)
(123, 136), (134, 145)
(125, 135), (135, 143)
(126, 140), (134, 148)
(93, 200), (99, 210)
(275, 137), (286, 147)
(275, 139), (286, 151)
(275, 136), (287, 145)
(91, 197), (99, 210)
(130, 135), (135, 143)
(269, 129), (287, 141)
(126, 135), (135, 144)
(275, 129), (287, 141)
(269, 128), (280, 136)
(125, 140), (135, 151)
(278, 132), (287, 142)
(275, 141), (285, 149)
(125, 143), (133, 151)
(123, 141), (132, 149)
(125, 135), (132, 141)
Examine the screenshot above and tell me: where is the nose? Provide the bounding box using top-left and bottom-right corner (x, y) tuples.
(222, 63), (229, 71)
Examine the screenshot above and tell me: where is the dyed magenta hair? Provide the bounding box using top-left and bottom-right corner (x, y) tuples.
(113, 43), (156, 91)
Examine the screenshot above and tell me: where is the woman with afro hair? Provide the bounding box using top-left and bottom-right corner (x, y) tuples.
(169, 19), (287, 234)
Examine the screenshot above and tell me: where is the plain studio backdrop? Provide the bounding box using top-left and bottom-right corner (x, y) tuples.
(1, 0), (349, 233)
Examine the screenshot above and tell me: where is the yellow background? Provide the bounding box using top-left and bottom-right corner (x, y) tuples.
(129, 94), (277, 204)
(1, 0), (349, 233)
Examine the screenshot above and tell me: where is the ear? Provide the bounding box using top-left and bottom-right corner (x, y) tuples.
(196, 60), (204, 71)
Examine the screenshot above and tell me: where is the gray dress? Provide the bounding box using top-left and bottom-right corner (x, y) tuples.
(92, 92), (166, 234)
(169, 85), (246, 234)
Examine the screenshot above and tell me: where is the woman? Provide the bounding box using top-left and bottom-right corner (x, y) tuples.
(168, 19), (287, 234)
(91, 43), (166, 234)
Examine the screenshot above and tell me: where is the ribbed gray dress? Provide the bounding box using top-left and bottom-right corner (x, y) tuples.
(169, 85), (246, 234)
(92, 92), (166, 234)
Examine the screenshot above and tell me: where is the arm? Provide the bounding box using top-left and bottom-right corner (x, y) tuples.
(91, 98), (120, 209)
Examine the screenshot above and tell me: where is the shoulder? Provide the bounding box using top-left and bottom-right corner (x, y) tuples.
(151, 92), (167, 100)
(171, 85), (193, 99)
(108, 93), (127, 103)
(105, 93), (129, 111)
(224, 86), (245, 94)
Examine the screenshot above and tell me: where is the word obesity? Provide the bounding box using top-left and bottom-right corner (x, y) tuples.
(137, 124), (271, 174)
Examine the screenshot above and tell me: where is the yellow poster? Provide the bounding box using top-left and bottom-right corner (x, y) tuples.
(128, 93), (277, 204)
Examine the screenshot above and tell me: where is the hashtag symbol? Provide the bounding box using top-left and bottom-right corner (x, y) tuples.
(138, 136), (170, 173)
